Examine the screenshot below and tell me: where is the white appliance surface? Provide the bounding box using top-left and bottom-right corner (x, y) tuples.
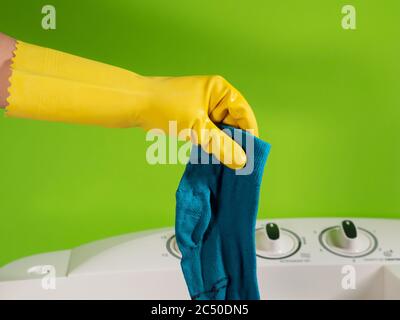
(0, 218), (399, 300)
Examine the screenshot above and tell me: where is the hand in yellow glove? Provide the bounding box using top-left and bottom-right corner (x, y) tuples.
(5, 40), (258, 169)
(139, 75), (259, 168)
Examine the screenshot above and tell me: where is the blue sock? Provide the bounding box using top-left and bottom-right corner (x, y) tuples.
(175, 126), (271, 300)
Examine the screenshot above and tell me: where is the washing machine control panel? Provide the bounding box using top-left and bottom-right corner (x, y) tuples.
(167, 218), (398, 265)
(1, 217), (399, 299)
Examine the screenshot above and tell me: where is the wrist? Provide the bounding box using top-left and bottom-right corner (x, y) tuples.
(132, 76), (164, 129)
(0, 33), (16, 108)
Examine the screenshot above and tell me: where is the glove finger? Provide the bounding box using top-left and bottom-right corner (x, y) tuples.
(198, 119), (247, 170)
(227, 89), (259, 137)
(209, 85), (259, 137)
(221, 114), (239, 127)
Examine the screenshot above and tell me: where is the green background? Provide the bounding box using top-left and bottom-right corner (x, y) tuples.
(0, 0), (399, 267)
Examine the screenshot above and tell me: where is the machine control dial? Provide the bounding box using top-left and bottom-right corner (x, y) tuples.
(319, 220), (378, 258)
(266, 223), (280, 240)
(342, 220), (357, 239)
(167, 236), (182, 259)
(256, 223), (301, 259)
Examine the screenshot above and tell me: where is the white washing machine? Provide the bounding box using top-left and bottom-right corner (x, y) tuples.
(0, 218), (399, 299)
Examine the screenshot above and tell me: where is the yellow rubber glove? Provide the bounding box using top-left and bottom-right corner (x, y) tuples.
(6, 41), (258, 169)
